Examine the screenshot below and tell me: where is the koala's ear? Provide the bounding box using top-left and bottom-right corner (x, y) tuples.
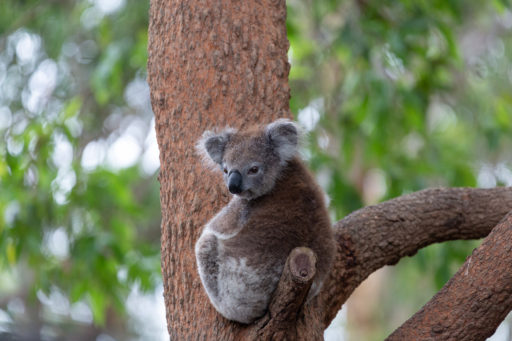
(196, 128), (236, 165)
(265, 119), (300, 162)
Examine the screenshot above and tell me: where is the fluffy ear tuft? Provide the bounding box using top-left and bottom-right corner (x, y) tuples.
(196, 127), (236, 166)
(266, 119), (301, 163)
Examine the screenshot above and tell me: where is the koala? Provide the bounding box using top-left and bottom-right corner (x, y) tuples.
(195, 119), (335, 324)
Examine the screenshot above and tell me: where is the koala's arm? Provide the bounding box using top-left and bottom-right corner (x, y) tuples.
(204, 197), (245, 239)
(195, 197), (245, 311)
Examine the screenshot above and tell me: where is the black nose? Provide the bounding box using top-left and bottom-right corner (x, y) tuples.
(228, 171), (242, 194)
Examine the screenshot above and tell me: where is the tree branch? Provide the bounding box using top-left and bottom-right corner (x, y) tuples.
(320, 187), (512, 326)
(387, 210), (512, 340)
(242, 247), (318, 340)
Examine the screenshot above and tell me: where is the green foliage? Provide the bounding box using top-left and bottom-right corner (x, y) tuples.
(0, 0), (160, 336)
(287, 0), (512, 338)
(288, 0), (512, 226)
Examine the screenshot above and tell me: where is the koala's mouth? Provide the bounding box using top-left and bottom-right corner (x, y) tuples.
(237, 189), (256, 199)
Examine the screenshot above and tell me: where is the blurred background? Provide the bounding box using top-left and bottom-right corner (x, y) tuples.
(0, 0), (511, 340)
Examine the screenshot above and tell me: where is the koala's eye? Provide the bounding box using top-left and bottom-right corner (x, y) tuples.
(248, 166), (259, 174)
(223, 168), (228, 174)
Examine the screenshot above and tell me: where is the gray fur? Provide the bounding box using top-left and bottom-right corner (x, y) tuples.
(195, 119), (335, 324)
(196, 127), (237, 167)
(265, 119), (300, 164)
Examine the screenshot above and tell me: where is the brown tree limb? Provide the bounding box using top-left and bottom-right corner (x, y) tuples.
(320, 187), (512, 327)
(387, 210), (512, 340)
(242, 247), (317, 340)
(266, 247), (317, 324)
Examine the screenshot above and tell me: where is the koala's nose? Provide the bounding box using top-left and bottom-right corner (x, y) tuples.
(228, 171), (243, 194)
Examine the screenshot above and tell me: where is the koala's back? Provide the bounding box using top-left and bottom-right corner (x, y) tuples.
(222, 157), (335, 288)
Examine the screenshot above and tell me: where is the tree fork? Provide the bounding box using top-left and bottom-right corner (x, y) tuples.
(320, 187), (512, 327)
(388, 210), (512, 340)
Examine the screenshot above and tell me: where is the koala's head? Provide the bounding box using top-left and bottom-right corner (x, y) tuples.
(197, 119), (300, 200)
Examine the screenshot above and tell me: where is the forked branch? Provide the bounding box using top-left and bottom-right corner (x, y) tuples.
(387, 211), (512, 340)
(320, 187), (512, 327)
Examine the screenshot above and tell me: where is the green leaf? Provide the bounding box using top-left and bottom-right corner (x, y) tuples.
(89, 287), (107, 325)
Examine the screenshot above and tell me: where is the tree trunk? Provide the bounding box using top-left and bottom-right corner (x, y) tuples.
(147, 0), (512, 339)
(148, 0), (291, 339)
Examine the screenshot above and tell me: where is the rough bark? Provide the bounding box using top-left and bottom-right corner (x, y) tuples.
(387, 211), (512, 340)
(147, 0), (291, 339)
(319, 187), (512, 327)
(147, 0), (512, 339)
